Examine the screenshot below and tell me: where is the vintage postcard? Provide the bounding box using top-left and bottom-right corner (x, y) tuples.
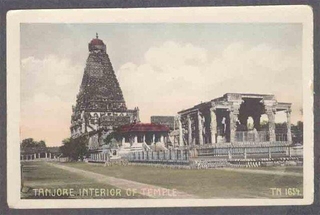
(7, 6), (314, 208)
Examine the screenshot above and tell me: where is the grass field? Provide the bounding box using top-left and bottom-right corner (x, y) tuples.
(255, 166), (303, 173)
(21, 161), (146, 199)
(21, 161), (303, 199)
(59, 162), (303, 198)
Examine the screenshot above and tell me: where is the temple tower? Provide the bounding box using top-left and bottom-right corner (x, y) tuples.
(70, 34), (139, 149)
(76, 33), (127, 112)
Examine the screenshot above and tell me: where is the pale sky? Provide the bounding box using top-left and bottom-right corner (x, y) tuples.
(20, 23), (303, 146)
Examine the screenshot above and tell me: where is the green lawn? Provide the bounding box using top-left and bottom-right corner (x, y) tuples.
(255, 166), (303, 173)
(61, 162), (303, 198)
(21, 161), (146, 199)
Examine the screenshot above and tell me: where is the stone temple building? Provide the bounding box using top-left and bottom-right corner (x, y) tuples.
(150, 116), (176, 130)
(70, 34), (139, 150)
(177, 93), (292, 147)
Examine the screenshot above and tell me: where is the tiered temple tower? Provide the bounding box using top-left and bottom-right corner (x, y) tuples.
(70, 34), (139, 149)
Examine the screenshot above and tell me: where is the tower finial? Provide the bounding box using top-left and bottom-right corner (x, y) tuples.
(96, 32), (98, 39)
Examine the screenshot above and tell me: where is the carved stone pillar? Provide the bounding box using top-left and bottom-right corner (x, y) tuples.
(286, 109), (292, 143)
(177, 115), (184, 146)
(187, 115), (192, 145)
(265, 106), (276, 142)
(229, 104), (240, 143)
(197, 111), (204, 145)
(210, 107), (217, 144)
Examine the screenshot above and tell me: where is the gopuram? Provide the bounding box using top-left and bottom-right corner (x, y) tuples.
(70, 34), (139, 150)
(177, 93), (292, 147)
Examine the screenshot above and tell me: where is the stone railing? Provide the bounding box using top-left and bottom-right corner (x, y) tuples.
(235, 131), (288, 143)
(196, 145), (301, 159)
(128, 149), (189, 163)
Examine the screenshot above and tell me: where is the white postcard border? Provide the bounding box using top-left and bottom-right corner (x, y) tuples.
(7, 6), (314, 208)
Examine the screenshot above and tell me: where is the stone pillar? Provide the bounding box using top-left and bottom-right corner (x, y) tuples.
(286, 109), (292, 143)
(288, 146), (291, 157)
(38, 153), (41, 159)
(122, 137), (125, 144)
(265, 106), (276, 142)
(268, 147), (272, 159)
(177, 115), (184, 146)
(134, 135), (138, 144)
(244, 148), (247, 159)
(45, 152), (48, 159)
(152, 134), (155, 143)
(210, 107), (217, 144)
(143, 135), (146, 143)
(34, 153), (36, 160)
(229, 103), (241, 143)
(160, 135), (164, 143)
(228, 148), (232, 159)
(197, 111), (204, 145)
(187, 115), (192, 145)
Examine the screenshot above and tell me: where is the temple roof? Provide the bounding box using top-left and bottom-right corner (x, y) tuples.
(117, 123), (170, 133)
(90, 38), (105, 46)
(178, 93), (291, 114)
(89, 33), (105, 46)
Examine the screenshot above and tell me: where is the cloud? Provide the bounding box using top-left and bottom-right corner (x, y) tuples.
(21, 55), (83, 146)
(21, 55), (83, 101)
(117, 41), (302, 123)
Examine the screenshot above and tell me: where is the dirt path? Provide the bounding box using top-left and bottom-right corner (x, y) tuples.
(46, 162), (197, 199)
(221, 168), (303, 177)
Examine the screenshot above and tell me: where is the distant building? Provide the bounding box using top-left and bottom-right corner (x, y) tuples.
(20, 147), (61, 161)
(150, 116), (176, 130)
(117, 123), (170, 145)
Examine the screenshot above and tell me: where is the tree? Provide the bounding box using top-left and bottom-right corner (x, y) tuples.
(291, 121), (303, 144)
(21, 138), (46, 148)
(60, 138), (73, 158)
(60, 136), (88, 161)
(103, 131), (116, 145)
(21, 138), (35, 148)
(103, 131), (120, 147)
(73, 136), (89, 161)
(37, 140), (46, 148)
